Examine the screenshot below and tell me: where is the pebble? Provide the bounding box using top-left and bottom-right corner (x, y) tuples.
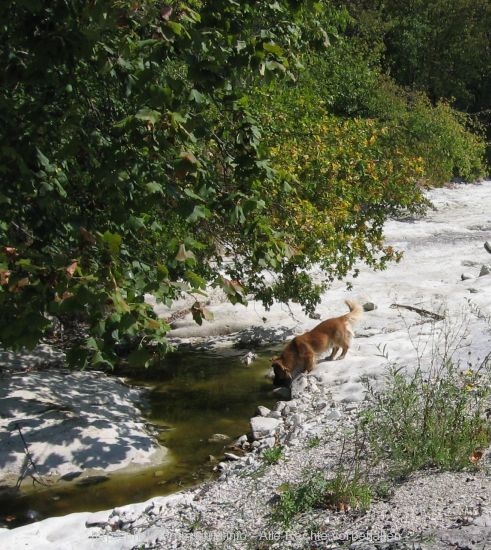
(326, 408), (342, 420)
(223, 452), (241, 461)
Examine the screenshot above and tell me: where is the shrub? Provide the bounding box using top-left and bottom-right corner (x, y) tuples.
(262, 446), (284, 465)
(368, 79), (488, 185)
(361, 351), (491, 476)
(256, 81), (428, 301)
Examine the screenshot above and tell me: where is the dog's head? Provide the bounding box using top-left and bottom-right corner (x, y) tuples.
(271, 356), (292, 388)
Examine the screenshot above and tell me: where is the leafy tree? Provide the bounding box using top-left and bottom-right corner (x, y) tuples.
(0, 0), (351, 367)
(253, 78), (428, 302)
(339, 0), (491, 114)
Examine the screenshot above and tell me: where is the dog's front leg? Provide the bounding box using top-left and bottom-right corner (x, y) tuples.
(297, 341), (316, 373)
(304, 353), (316, 372)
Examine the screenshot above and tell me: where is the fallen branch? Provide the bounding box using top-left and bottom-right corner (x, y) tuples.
(390, 303), (445, 321)
(15, 423), (49, 488)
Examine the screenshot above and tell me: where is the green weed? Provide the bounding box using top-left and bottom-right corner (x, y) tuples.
(361, 352), (491, 476)
(262, 446), (284, 465)
(272, 466), (371, 528)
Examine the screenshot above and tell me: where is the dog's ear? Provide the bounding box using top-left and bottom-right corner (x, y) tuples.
(272, 360), (292, 379)
(271, 357), (283, 369)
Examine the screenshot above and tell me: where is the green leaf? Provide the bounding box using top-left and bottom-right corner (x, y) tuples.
(185, 270), (207, 290)
(263, 42), (284, 57)
(101, 231), (122, 256)
(110, 291), (131, 313)
(166, 20), (184, 36)
(189, 89), (206, 104)
(170, 112), (187, 126)
(233, 205), (246, 224)
(187, 204), (210, 222)
(146, 181), (163, 194)
(135, 108), (161, 124)
(36, 148), (50, 168)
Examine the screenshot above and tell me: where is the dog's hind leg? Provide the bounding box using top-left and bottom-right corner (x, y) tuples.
(328, 346), (340, 360)
(334, 328), (353, 360)
(337, 346), (349, 360)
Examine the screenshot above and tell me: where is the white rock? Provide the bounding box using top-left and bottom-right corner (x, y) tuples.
(250, 416), (282, 440)
(290, 413), (306, 427)
(107, 515), (121, 528)
(224, 452), (242, 461)
(473, 513), (491, 527)
(214, 461), (227, 471)
(274, 401), (287, 414)
(259, 437), (276, 449)
(304, 425), (324, 439)
(85, 511), (109, 528)
(291, 375), (308, 397)
(326, 408), (342, 420)
(235, 434), (249, 446)
(256, 405), (271, 417)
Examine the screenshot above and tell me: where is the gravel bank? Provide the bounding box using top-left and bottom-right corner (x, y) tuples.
(14, 373), (487, 550)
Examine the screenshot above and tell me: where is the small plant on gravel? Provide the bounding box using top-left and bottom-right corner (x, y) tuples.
(272, 472), (330, 527)
(306, 436), (321, 449)
(262, 446), (284, 465)
(272, 466), (372, 527)
(361, 352), (491, 476)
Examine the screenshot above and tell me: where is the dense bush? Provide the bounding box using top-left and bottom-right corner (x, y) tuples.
(257, 91), (427, 281)
(367, 78), (487, 185)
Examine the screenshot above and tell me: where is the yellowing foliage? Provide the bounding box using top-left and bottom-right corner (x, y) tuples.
(261, 107), (426, 280)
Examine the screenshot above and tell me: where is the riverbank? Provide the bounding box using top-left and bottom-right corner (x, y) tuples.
(2, 375), (491, 549)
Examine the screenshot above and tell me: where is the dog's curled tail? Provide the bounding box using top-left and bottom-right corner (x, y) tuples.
(344, 299), (363, 323)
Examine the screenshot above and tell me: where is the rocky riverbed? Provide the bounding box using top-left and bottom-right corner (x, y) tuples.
(2, 181), (491, 549)
(4, 373), (491, 549)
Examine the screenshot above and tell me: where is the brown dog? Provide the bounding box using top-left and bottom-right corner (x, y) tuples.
(271, 300), (363, 387)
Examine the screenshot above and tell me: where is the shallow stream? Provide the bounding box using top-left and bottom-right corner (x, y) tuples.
(1, 349), (278, 527)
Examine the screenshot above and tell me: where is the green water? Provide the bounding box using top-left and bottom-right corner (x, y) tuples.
(1, 349), (277, 528)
